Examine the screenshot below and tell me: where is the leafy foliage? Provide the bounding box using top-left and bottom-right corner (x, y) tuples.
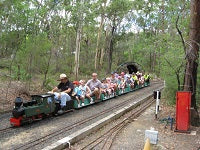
(0, 0), (199, 105)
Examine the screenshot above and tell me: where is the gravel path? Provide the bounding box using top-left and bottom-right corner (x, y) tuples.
(73, 91), (200, 150)
(0, 82), (163, 150)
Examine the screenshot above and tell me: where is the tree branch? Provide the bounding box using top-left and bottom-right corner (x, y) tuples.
(175, 6), (186, 55)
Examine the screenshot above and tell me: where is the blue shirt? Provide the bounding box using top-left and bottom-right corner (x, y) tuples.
(74, 87), (82, 96)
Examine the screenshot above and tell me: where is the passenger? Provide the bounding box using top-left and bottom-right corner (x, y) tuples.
(110, 72), (118, 93)
(132, 73), (139, 88)
(49, 74), (74, 114)
(101, 78), (109, 98)
(126, 75), (134, 88)
(72, 81), (84, 107)
(120, 72), (125, 79)
(118, 76), (125, 93)
(144, 73), (150, 83)
(136, 71), (140, 77)
(106, 77), (114, 96)
(115, 72), (119, 79)
(79, 80), (94, 104)
(86, 73), (102, 100)
(124, 71), (129, 81)
(139, 73), (144, 85)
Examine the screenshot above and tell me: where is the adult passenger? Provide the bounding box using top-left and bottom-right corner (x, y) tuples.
(124, 71), (129, 81)
(110, 72), (118, 92)
(86, 73), (102, 100)
(120, 72), (125, 79)
(144, 73), (150, 83)
(50, 73), (74, 114)
(132, 72), (139, 87)
(126, 75), (134, 88)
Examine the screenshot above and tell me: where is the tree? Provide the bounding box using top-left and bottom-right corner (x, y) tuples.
(183, 0), (200, 126)
(95, 0), (107, 70)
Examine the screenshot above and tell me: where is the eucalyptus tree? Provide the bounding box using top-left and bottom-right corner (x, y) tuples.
(183, 0), (200, 126)
(103, 0), (133, 73)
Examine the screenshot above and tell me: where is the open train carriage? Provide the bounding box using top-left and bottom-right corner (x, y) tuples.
(73, 62), (150, 109)
(116, 62), (150, 86)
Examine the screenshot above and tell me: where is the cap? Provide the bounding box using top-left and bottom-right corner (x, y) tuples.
(73, 81), (79, 85)
(58, 73), (67, 81)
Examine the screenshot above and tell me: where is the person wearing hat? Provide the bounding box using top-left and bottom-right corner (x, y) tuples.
(72, 81), (83, 107)
(50, 73), (74, 114)
(126, 75), (134, 89)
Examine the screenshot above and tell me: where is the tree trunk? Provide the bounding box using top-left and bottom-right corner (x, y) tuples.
(17, 65), (20, 81)
(107, 24), (115, 74)
(183, 0), (200, 126)
(74, 26), (82, 80)
(74, 0), (83, 80)
(95, 0), (107, 70)
(176, 73), (181, 91)
(100, 47), (105, 67)
(95, 14), (104, 70)
(161, 0), (165, 33)
(42, 49), (52, 89)
(149, 50), (152, 71)
(102, 27), (110, 68)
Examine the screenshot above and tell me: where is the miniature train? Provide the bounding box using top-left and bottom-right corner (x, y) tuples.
(10, 81), (150, 127)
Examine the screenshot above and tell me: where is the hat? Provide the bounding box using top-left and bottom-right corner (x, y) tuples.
(111, 72), (115, 75)
(58, 73), (67, 81)
(106, 77), (110, 80)
(73, 81), (79, 85)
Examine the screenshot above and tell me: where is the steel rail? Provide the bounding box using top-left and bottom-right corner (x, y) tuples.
(0, 127), (13, 133)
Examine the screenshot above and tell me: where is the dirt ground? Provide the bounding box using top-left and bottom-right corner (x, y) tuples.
(72, 102), (200, 150)
(0, 81), (44, 113)
(110, 105), (200, 150)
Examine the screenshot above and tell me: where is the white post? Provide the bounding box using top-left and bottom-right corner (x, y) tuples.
(155, 90), (160, 119)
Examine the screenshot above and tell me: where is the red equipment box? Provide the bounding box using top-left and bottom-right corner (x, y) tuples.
(176, 91), (191, 132)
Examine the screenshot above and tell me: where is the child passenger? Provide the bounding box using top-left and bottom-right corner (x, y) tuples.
(118, 76), (125, 93)
(106, 77), (115, 97)
(79, 80), (94, 104)
(72, 81), (83, 107)
(101, 79), (108, 95)
(139, 73), (144, 85)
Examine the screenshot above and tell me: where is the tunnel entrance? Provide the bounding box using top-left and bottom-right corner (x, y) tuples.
(115, 62), (142, 74)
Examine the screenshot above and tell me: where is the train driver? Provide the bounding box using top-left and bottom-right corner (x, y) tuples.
(49, 73), (74, 113)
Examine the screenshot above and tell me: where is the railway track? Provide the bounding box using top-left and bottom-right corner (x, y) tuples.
(1, 81), (163, 150)
(0, 127), (13, 133)
(80, 97), (155, 150)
